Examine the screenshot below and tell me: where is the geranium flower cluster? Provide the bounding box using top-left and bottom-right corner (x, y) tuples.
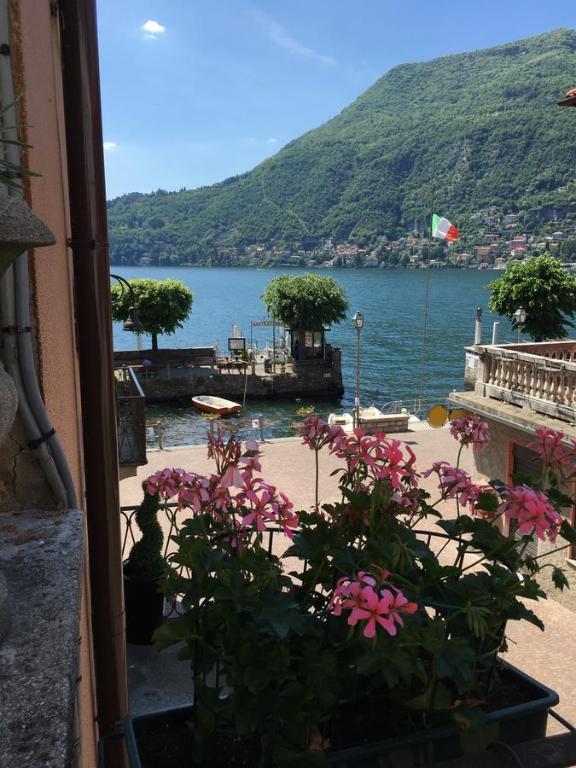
(298, 414), (344, 452)
(329, 571), (417, 639)
(450, 414), (490, 452)
(423, 461), (482, 513)
(207, 427), (243, 475)
(236, 475), (299, 538)
(502, 486), (563, 543)
(331, 429), (418, 491)
(145, 431), (299, 541)
(529, 428), (576, 479)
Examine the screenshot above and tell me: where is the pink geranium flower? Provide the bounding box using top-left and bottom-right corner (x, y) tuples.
(236, 477), (299, 537)
(207, 427), (242, 475)
(146, 467), (194, 499)
(502, 485), (563, 543)
(373, 439), (416, 490)
(529, 429), (575, 477)
(450, 415), (490, 451)
(299, 415), (344, 452)
(347, 586), (417, 639)
(329, 572), (417, 638)
(423, 462), (481, 512)
(331, 431), (418, 492)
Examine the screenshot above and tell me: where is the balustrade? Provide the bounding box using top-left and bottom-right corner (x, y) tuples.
(474, 342), (576, 422)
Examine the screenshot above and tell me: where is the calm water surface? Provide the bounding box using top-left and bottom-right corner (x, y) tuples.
(112, 267), (515, 446)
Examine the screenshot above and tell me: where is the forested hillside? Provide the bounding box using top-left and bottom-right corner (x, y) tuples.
(107, 29), (576, 266)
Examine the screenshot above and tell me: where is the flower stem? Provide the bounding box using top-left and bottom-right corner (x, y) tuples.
(315, 449), (320, 512)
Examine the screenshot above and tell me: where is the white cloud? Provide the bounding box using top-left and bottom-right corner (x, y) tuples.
(142, 20), (166, 40)
(266, 137), (278, 145)
(103, 141), (117, 152)
(251, 8), (336, 67)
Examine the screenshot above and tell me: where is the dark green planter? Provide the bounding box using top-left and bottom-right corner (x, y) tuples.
(124, 663), (558, 768)
(123, 565), (164, 645)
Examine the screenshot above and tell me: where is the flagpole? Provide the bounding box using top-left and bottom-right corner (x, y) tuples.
(417, 190), (434, 414)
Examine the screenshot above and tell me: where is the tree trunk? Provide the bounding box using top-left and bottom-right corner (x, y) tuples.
(298, 329), (306, 360)
(151, 332), (158, 350)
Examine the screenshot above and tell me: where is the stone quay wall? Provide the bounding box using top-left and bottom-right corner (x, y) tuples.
(136, 368), (344, 402)
(115, 347), (344, 402)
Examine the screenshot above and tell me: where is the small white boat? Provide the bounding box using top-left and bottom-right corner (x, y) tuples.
(192, 395), (242, 416)
(328, 412), (354, 429)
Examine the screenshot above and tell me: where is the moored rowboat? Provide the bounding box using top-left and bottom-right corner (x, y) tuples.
(192, 395), (242, 416)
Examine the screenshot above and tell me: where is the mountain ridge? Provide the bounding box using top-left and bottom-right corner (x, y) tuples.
(107, 28), (576, 266)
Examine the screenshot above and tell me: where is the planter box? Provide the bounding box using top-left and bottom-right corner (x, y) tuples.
(123, 567), (164, 645)
(124, 663), (558, 768)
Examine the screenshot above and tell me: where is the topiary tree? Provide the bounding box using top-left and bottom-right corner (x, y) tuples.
(487, 255), (576, 341)
(111, 277), (194, 350)
(125, 485), (165, 582)
(262, 273), (349, 358)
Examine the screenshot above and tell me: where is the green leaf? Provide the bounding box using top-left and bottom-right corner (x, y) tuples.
(552, 567), (570, 591)
(476, 492), (499, 513)
(466, 605), (491, 638)
(560, 519), (576, 545)
(153, 615), (196, 650)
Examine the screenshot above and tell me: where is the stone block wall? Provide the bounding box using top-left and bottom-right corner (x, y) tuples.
(138, 367), (344, 402)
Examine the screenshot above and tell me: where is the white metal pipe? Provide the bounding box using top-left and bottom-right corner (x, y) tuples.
(0, 268), (66, 503)
(492, 321), (500, 345)
(474, 307), (482, 345)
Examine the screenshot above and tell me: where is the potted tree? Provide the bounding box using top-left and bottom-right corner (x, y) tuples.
(111, 277), (194, 351)
(123, 483), (166, 644)
(125, 419), (572, 766)
(262, 273), (348, 363)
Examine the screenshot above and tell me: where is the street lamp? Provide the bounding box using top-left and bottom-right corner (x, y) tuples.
(110, 273), (144, 333)
(353, 312), (364, 428)
(513, 307), (527, 344)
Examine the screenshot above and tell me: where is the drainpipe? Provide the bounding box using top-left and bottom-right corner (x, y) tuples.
(58, 0), (128, 763)
(0, 0), (74, 508)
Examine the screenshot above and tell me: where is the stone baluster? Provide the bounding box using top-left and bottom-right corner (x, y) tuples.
(483, 354), (493, 385)
(531, 364), (542, 399)
(569, 373), (576, 407)
(518, 361), (527, 394)
(491, 356), (500, 387)
(500, 359), (510, 390)
(540, 368), (552, 400)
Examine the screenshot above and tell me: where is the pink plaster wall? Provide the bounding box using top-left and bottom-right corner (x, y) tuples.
(16, 0), (85, 502)
(12, 3), (97, 765)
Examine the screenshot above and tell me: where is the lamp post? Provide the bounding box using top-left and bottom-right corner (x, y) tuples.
(514, 306), (527, 344)
(110, 273), (144, 332)
(353, 312), (364, 428)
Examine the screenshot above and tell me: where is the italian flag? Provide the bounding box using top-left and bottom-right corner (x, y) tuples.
(432, 213), (460, 242)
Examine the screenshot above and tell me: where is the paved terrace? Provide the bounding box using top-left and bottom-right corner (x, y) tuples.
(120, 428), (576, 733)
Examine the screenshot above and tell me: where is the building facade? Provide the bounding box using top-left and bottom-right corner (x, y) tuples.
(451, 340), (576, 609)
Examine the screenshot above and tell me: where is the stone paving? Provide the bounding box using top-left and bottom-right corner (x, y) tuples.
(120, 427), (576, 733)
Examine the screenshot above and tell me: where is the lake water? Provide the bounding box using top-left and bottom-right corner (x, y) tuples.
(112, 266), (515, 446)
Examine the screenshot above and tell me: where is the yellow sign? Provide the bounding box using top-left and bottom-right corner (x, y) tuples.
(426, 404), (449, 428)
(448, 408), (469, 422)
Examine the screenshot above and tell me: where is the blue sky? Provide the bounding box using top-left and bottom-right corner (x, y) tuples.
(97, 1), (576, 200)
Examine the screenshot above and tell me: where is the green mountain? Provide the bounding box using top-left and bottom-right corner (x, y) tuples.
(107, 29), (576, 266)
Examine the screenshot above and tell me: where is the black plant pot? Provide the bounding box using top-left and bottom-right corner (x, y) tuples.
(123, 565), (165, 645)
(124, 663), (559, 768)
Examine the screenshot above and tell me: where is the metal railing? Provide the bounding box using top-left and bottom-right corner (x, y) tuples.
(116, 366), (147, 466)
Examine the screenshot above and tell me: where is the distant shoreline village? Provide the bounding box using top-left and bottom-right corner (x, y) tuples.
(110, 204), (576, 271)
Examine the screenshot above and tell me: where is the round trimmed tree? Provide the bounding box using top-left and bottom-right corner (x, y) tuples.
(487, 255), (576, 341)
(262, 273), (349, 359)
(111, 277), (194, 350)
